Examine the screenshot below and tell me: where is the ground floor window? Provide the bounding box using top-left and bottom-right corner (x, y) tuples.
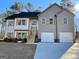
(17, 32), (26, 39)
(7, 33), (13, 38)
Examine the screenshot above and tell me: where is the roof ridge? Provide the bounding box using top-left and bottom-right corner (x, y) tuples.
(39, 3), (74, 16)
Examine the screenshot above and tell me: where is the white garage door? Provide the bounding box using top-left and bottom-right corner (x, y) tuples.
(41, 32), (54, 42)
(59, 32), (73, 42)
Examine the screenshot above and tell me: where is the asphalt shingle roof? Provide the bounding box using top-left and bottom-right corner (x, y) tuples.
(6, 12), (40, 19)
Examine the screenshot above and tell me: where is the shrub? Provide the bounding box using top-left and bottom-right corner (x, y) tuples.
(35, 34), (38, 39)
(22, 38), (27, 43)
(4, 37), (8, 42)
(4, 38), (18, 42)
(34, 38), (41, 43)
(18, 38), (22, 41)
(7, 38), (12, 42)
(13, 38), (18, 42)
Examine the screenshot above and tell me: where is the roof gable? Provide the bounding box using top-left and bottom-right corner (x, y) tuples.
(56, 9), (75, 16)
(38, 3), (61, 15)
(38, 3), (74, 16)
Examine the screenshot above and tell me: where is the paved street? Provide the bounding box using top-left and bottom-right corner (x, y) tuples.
(0, 42), (37, 59)
(61, 43), (79, 59)
(1, 42), (79, 59)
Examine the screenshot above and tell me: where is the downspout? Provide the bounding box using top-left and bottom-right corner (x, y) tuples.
(54, 15), (59, 42)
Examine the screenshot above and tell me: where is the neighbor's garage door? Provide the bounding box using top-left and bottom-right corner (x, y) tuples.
(59, 32), (73, 42)
(41, 32), (54, 42)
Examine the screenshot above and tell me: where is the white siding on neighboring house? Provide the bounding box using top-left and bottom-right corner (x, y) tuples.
(5, 20), (15, 37)
(14, 18), (29, 30)
(6, 20), (14, 32)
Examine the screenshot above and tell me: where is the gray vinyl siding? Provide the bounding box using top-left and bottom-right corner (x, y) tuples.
(38, 5), (74, 39)
(38, 5), (62, 39)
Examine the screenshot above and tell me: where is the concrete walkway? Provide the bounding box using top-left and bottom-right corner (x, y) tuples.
(34, 43), (72, 59)
(61, 43), (79, 59)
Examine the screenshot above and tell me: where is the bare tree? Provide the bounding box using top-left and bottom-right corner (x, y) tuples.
(0, 2), (41, 32)
(10, 2), (24, 13)
(25, 2), (35, 12)
(0, 11), (11, 32)
(0, 2), (24, 32)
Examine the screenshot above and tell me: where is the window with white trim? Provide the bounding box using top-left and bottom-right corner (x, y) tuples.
(22, 20), (26, 25)
(64, 18), (67, 24)
(42, 19), (45, 24)
(49, 18), (53, 24)
(17, 20), (26, 25)
(8, 21), (14, 26)
(7, 33), (13, 38)
(17, 32), (26, 39)
(17, 20), (21, 25)
(31, 20), (37, 25)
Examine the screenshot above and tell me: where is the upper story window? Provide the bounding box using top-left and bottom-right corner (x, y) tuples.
(49, 18), (53, 24)
(17, 20), (21, 25)
(67, 4), (70, 7)
(22, 20), (26, 25)
(42, 19), (45, 24)
(31, 20), (37, 25)
(8, 21), (14, 26)
(64, 18), (67, 24)
(17, 20), (26, 25)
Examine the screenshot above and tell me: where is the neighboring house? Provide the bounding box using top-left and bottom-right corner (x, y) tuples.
(38, 3), (75, 42)
(4, 3), (75, 43)
(4, 12), (40, 42)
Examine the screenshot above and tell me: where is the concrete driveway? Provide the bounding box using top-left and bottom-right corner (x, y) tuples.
(34, 43), (73, 59)
(61, 43), (79, 59)
(0, 42), (37, 59)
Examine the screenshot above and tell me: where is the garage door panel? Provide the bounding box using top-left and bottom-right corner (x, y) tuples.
(41, 32), (54, 42)
(59, 32), (73, 42)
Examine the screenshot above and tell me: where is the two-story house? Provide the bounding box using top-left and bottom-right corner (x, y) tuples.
(4, 3), (75, 43)
(5, 12), (40, 42)
(38, 3), (75, 42)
